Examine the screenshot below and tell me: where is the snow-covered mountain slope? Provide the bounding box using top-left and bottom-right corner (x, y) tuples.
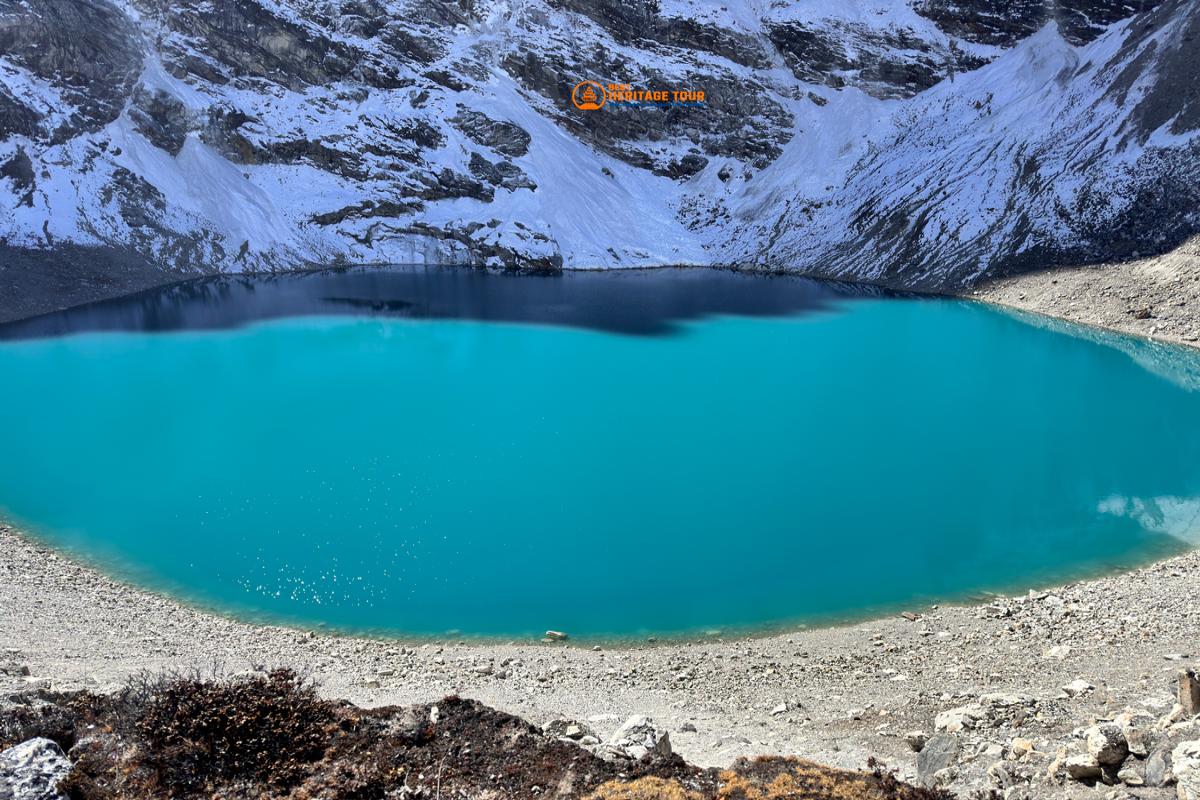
(0, 0), (1196, 289)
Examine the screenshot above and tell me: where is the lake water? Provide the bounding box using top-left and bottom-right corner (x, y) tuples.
(1, 266), (1198, 639)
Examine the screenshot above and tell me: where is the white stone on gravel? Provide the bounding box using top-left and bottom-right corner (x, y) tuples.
(0, 738), (72, 800)
(604, 715), (671, 761)
(935, 705), (984, 733)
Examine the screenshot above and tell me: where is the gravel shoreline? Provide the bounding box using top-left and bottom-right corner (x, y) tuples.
(969, 237), (1200, 351)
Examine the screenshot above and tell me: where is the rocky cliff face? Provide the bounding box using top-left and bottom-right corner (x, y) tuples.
(0, 0), (1196, 290)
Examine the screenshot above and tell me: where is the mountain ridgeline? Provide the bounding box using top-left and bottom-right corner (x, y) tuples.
(0, 0), (1197, 291)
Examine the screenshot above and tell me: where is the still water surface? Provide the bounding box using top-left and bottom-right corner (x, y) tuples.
(1, 267), (1197, 638)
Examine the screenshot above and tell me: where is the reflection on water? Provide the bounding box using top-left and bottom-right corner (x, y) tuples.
(0, 265), (894, 340)
(1099, 495), (1200, 544)
(990, 306), (1200, 392)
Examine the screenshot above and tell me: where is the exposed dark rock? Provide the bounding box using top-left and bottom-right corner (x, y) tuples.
(416, 168), (495, 202)
(544, 0), (770, 68)
(500, 49), (791, 172)
(913, 0), (1167, 46)
(449, 107), (532, 157)
(0, 0), (143, 140)
(311, 199), (424, 225)
(129, 88), (191, 155)
(468, 152), (538, 191)
(0, 88), (43, 140)
(665, 153), (708, 179)
(1, 148), (36, 203)
(400, 221), (563, 272)
(128, 0), (401, 90)
(766, 21), (984, 99)
(545, 0), (658, 44)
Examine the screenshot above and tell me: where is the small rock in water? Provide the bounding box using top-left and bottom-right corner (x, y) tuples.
(544, 630), (568, 642)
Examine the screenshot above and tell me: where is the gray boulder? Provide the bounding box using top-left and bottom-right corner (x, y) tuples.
(1064, 753), (1103, 783)
(1086, 722), (1130, 765)
(0, 738), (72, 800)
(1146, 745), (1174, 787)
(917, 732), (960, 786)
(1174, 740), (1200, 800)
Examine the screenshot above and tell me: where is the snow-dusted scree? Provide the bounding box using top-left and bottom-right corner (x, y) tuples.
(0, 0), (1197, 289)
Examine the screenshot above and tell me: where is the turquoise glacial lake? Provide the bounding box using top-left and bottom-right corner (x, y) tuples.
(1, 268), (1198, 639)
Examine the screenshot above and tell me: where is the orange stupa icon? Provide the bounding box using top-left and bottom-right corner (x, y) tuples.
(581, 85), (598, 105)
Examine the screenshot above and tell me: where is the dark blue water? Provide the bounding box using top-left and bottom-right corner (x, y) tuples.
(0, 267), (1197, 638)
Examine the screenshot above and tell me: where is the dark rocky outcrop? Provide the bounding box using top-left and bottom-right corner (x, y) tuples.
(0, 88), (43, 140)
(449, 108), (533, 158)
(767, 21), (988, 99)
(0, 0), (142, 140)
(468, 152), (538, 191)
(129, 88), (191, 156)
(913, 0), (1167, 46)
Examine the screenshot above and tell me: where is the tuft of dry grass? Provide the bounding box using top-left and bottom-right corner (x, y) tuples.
(589, 756), (952, 800)
(716, 756), (952, 800)
(588, 775), (706, 800)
